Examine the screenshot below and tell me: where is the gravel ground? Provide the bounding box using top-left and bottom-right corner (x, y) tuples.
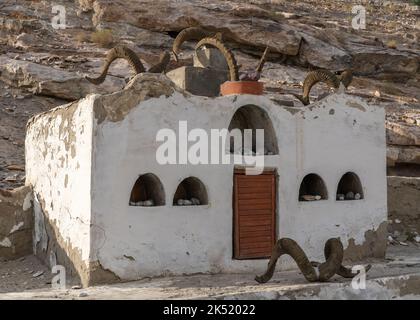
(0, 255), (52, 293)
(1, 244), (420, 299)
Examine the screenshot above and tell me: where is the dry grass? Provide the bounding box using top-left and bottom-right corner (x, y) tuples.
(8, 11), (33, 19)
(75, 31), (90, 44)
(90, 29), (114, 48)
(386, 40), (397, 49)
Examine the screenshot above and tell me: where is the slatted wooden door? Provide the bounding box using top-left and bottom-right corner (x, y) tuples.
(233, 169), (276, 259)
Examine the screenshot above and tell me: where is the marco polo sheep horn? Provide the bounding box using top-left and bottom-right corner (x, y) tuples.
(195, 37), (239, 82)
(293, 69), (341, 106)
(337, 69), (353, 88)
(147, 51), (171, 73)
(293, 69), (354, 106)
(172, 27), (215, 62)
(255, 238), (371, 284)
(85, 46), (170, 85)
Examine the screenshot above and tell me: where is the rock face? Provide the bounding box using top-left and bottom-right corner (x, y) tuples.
(0, 56), (125, 101)
(387, 121), (420, 147)
(90, 0), (303, 55)
(386, 108), (420, 239)
(0, 186), (33, 260)
(387, 146), (420, 167)
(386, 110), (420, 176)
(388, 177), (420, 235)
(86, 0), (419, 76)
(0, 0), (419, 191)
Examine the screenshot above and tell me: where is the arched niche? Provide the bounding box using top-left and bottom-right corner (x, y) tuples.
(173, 177), (208, 206)
(299, 173), (328, 201)
(228, 105), (279, 156)
(129, 173), (165, 206)
(336, 172), (364, 201)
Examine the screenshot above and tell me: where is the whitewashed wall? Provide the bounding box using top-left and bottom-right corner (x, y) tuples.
(89, 92), (387, 280)
(26, 96), (96, 272)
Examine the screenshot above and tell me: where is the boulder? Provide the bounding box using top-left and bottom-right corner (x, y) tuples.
(387, 145), (420, 166)
(0, 186), (33, 260)
(387, 121), (420, 146)
(86, 0), (419, 76)
(90, 0), (302, 56)
(0, 56), (125, 101)
(388, 176), (420, 234)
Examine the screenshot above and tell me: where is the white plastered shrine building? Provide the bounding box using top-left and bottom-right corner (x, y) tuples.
(25, 74), (387, 286)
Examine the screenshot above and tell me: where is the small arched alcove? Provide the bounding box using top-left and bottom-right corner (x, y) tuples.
(129, 173), (165, 206)
(228, 105), (279, 155)
(173, 177), (208, 206)
(299, 173), (328, 201)
(336, 172), (364, 201)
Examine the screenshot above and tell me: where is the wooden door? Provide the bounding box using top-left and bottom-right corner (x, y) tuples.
(233, 169), (276, 259)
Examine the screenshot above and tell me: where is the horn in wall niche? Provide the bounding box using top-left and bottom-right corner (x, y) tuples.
(255, 237), (371, 284)
(172, 27), (215, 62)
(195, 37), (239, 82)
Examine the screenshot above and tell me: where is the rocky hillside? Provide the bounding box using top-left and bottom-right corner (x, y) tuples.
(0, 0), (419, 189)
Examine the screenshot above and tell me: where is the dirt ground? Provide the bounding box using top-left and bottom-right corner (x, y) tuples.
(0, 255), (52, 293)
(1, 243), (420, 299)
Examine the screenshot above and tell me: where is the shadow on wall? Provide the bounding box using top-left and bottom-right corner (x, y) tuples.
(228, 105), (279, 156)
(299, 173), (328, 201)
(32, 193), (120, 287)
(173, 177), (208, 206)
(129, 173), (166, 207)
(32, 192), (83, 285)
(336, 172), (364, 201)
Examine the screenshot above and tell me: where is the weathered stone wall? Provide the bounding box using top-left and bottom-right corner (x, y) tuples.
(0, 186), (33, 260)
(388, 176), (420, 234)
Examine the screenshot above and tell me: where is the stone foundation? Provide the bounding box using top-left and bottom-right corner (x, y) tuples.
(343, 221), (388, 262)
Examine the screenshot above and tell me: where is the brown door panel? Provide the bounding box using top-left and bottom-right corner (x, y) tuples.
(233, 170), (276, 259)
